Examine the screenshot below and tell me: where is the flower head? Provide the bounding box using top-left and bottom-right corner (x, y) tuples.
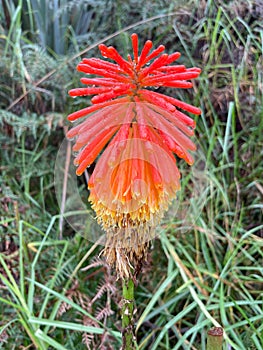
(68, 34), (201, 278)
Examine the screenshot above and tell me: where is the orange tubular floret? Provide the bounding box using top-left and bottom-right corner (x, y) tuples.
(143, 71), (200, 85)
(160, 93), (201, 115)
(144, 99), (196, 130)
(137, 40), (153, 68)
(187, 67), (202, 73)
(127, 54), (133, 64)
(139, 54), (169, 78)
(69, 87), (111, 96)
(91, 87), (131, 104)
(108, 105), (134, 145)
(67, 104), (126, 139)
(134, 105), (172, 155)
(138, 90), (175, 112)
(72, 110), (127, 151)
(67, 97), (129, 121)
(144, 103), (195, 137)
(166, 52), (181, 64)
(158, 129), (179, 152)
(114, 123), (131, 142)
(82, 58), (125, 73)
(107, 47), (132, 72)
(100, 46), (133, 74)
(143, 104), (196, 151)
(112, 162), (133, 203)
(137, 123), (152, 141)
(131, 33), (139, 63)
(167, 71), (201, 80)
(75, 126), (119, 175)
(133, 124), (163, 188)
(155, 109), (195, 137)
(157, 65), (186, 73)
(159, 130), (194, 164)
(140, 89), (201, 116)
(144, 128), (181, 185)
(161, 81), (193, 88)
(135, 102), (153, 141)
(77, 64), (130, 83)
(140, 45), (165, 66)
(80, 77), (125, 86)
(173, 109), (197, 129)
(98, 44), (112, 58)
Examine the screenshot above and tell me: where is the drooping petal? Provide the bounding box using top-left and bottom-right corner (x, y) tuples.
(67, 96), (129, 121)
(154, 91), (201, 116)
(142, 103), (196, 151)
(138, 89), (176, 112)
(74, 125), (119, 173)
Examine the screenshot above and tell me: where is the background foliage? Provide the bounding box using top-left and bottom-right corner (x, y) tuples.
(0, 0), (262, 349)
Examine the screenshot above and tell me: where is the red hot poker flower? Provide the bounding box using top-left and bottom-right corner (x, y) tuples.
(67, 33), (201, 278)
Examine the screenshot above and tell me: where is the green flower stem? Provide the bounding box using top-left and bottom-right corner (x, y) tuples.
(207, 327), (223, 350)
(121, 278), (137, 350)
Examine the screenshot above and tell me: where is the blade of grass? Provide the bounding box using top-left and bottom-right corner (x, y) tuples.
(38, 240), (69, 319)
(30, 317), (120, 337)
(150, 302), (197, 350)
(161, 232), (243, 350)
(222, 101), (235, 164)
(173, 319), (211, 350)
(136, 269), (179, 332)
(27, 215), (57, 312)
(35, 329), (68, 350)
(28, 278), (121, 343)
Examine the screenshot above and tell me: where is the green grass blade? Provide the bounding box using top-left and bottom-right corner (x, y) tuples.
(136, 269), (179, 332)
(35, 329), (68, 350)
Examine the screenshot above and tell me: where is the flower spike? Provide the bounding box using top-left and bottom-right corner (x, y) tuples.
(67, 33), (201, 279)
